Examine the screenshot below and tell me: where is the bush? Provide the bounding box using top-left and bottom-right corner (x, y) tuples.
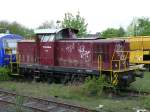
(82, 76), (111, 96)
(0, 67), (11, 81)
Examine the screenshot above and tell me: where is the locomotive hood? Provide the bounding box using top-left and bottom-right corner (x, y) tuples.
(58, 28), (79, 34)
(56, 28), (79, 39)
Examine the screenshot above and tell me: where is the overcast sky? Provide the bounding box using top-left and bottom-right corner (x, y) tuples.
(0, 0), (150, 33)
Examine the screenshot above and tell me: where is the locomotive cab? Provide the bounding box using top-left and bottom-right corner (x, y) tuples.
(35, 28), (78, 41)
(34, 29), (59, 42)
(34, 28), (79, 66)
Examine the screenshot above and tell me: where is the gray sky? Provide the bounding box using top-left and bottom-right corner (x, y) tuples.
(0, 0), (150, 33)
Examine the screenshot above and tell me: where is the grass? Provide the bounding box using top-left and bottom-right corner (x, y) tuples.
(129, 72), (150, 92)
(15, 95), (24, 112)
(0, 72), (149, 111)
(0, 82), (149, 111)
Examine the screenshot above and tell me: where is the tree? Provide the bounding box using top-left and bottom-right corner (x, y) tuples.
(101, 27), (125, 38)
(9, 22), (34, 38)
(0, 21), (10, 33)
(38, 20), (56, 29)
(126, 17), (150, 36)
(118, 27), (125, 37)
(62, 12), (88, 37)
(0, 21), (34, 38)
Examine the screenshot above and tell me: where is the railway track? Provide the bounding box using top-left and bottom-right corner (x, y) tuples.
(0, 89), (96, 112)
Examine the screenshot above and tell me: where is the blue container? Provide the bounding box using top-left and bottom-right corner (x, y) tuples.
(0, 34), (23, 66)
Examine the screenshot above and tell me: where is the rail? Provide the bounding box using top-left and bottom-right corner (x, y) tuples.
(0, 89), (96, 112)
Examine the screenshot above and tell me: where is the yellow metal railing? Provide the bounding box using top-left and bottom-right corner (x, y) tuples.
(15, 52), (20, 73)
(4, 48), (20, 73)
(110, 51), (129, 85)
(111, 51), (129, 71)
(98, 55), (102, 76)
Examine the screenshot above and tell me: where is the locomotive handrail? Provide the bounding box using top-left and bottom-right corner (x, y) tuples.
(98, 55), (102, 76)
(111, 59), (127, 61)
(110, 50), (129, 85)
(111, 51), (129, 71)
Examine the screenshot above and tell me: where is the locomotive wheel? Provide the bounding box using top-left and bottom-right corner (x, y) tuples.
(24, 73), (33, 82)
(47, 77), (54, 83)
(70, 74), (85, 85)
(60, 75), (70, 84)
(46, 72), (55, 83)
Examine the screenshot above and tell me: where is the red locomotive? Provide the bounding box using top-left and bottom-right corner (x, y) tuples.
(16, 28), (143, 86)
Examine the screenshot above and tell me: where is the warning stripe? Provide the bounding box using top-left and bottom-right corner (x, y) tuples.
(112, 73), (118, 85)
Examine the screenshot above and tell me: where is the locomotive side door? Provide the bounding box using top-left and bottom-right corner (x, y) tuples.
(39, 34), (55, 66)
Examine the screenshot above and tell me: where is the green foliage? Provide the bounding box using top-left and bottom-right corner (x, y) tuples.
(15, 95), (24, 112)
(62, 12), (88, 37)
(82, 76), (110, 96)
(101, 27), (125, 38)
(0, 21), (34, 38)
(118, 27), (125, 37)
(126, 17), (150, 36)
(0, 67), (11, 81)
(129, 72), (150, 92)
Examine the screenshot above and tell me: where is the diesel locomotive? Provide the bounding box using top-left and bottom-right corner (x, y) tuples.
(9, 28), (143, 87)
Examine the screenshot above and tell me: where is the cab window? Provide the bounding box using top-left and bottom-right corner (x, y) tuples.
(39, 34), (55, 42)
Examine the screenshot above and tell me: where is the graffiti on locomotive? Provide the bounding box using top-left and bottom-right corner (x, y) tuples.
(78, 45), (91, 63)
(66, 43), (75, 53)
(114, 43), (126, 61)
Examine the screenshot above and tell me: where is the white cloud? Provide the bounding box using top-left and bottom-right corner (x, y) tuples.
(0, 0), (150, 33)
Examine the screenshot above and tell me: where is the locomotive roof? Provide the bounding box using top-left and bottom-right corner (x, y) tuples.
(34, 28), (79, 35)
(56, 38), (125, 43)
(19, 40), (35, 42)
(34, 28), (61, 34)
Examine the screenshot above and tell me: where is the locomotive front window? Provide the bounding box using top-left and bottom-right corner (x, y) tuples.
(3, 39), (19, 54)
(39, 34), (55, 42)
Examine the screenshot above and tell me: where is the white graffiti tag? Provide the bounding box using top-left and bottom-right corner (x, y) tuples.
(78, 45), (91, 62)
(66, 43), (75, 53)
(114, 44), (125, 60)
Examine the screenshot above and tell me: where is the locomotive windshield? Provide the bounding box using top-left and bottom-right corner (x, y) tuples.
(39, 34), (55, 42)
(3, 39), (20, 54)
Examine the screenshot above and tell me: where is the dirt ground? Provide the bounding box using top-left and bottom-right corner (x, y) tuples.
(0, 102), (32, 112)
(0, 102), (13, 112)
